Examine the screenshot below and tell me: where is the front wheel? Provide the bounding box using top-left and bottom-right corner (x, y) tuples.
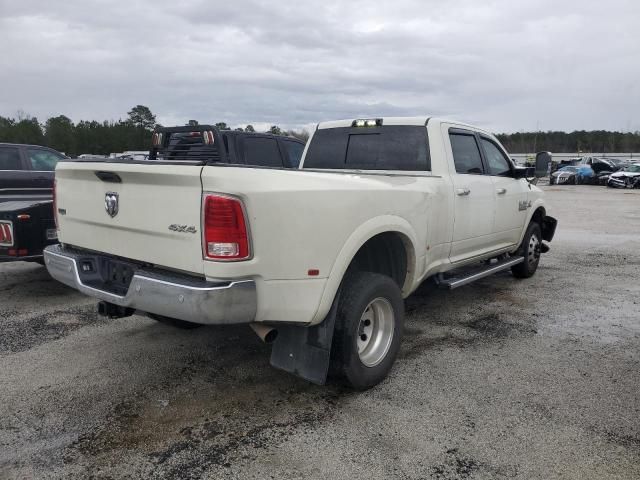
(331, 272), (404, 389)
(511, 222), (542, 279)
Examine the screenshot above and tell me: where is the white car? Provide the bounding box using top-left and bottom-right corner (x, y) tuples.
(607, 163), (640, 188)
(44, 117), (557, 389)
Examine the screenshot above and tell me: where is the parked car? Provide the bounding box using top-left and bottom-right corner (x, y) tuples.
(0, 143), (65, 263)
(577, 156), (618, 175)
(607, 158), (628, 169)
(607, 163), (640, 188)
(45, 117), (556, 389)
(549, 165), (579, 185)
(555, 157), (622, 186)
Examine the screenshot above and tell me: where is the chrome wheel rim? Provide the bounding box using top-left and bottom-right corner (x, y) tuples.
(356, 297), (395, 367)
(528, 233), (541, 268)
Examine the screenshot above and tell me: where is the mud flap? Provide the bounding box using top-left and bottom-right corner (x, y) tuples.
(269, 291), (340, 385)
(542, 215), (558, 242)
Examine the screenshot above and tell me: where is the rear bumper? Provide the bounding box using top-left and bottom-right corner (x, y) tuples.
(43, 245), (257, 325)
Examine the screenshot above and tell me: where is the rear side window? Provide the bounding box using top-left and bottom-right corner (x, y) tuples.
(27, 148), (63, 171)
(304, 126), (430, 171)
(0, 146), (21, 170)
(480, 138), (512, 176)
(243, 137), (283, 167)
(449, 133), (484, 174)
(281, 140), (305, 168)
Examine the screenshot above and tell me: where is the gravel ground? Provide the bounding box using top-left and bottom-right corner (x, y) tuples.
(1, 186), (639, 479)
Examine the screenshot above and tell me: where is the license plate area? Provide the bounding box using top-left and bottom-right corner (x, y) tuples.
(102, 259), (135, 294)
(77, 255), (138, 296)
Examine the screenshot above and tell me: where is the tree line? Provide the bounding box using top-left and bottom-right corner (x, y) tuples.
(496, 130), (640, 154)
(0, 105), (309, 157)
(2, 105), (638, 155)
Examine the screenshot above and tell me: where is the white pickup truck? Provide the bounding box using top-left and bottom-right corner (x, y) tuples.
(45, 118), (556, 389)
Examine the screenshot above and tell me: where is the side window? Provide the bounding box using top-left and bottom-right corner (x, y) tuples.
(281, 140), (305, 168)
(242, 137), (283, 167)
(480, 138), (512, 176)
(27, 148), (63, 171)
(449, 133), (484, 174)
(0, 146), (22, 170)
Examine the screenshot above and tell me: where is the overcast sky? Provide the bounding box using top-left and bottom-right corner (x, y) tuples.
(1, 0), (638, 133)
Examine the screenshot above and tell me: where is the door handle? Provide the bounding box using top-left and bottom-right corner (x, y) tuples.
(496, 188), (507, 195)
(456, 188), (471, 196)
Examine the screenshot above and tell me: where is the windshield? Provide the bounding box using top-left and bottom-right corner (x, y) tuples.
(558, 166), (577, 172)
(625, 164), (640, 172)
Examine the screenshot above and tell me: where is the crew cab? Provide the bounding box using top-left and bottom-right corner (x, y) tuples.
(0, 143), (65, 263)
(45, 117), (556, 389)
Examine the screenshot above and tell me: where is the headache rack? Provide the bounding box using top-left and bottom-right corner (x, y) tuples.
(149, 125), (227, 164)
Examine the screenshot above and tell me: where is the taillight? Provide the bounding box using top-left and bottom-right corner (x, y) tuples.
(0, 222), (13, 246)
(203, 130), (215, 145)
(152, 132), (163, 147)
(53, 179), (58, 229)
(203, 194), (250, 260)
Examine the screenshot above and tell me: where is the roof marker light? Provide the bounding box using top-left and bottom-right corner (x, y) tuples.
(352, 118), (383, 128)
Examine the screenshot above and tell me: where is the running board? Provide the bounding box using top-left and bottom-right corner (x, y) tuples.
(437, 257), (524, 290)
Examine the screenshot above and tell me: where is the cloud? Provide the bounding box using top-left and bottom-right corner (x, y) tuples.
(0, 0), (638, 133)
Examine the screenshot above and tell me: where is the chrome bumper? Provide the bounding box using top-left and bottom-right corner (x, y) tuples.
(43, 245), (257, 325)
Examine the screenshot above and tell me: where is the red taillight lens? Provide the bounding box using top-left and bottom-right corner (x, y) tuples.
(53, 179), (58, 229)
(203, 130), (215, 145)
(0, 222), (13, 246)
(203, 195), (250, 260)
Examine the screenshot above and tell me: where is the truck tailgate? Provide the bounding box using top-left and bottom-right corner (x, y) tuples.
(55, 162), (205, 274)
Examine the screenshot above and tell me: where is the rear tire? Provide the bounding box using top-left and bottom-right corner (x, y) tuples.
(148, 313), (203, 329)
(511, 222), (542, 279)
(331, 272), (404, 390)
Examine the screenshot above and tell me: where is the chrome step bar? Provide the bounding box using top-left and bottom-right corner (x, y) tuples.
(437, 257), (524, 290)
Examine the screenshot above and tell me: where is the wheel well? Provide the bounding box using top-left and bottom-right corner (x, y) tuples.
(531, 207), (545, 226)
(347, 232), (410, 290)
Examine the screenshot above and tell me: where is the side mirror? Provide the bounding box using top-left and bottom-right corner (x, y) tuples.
(513, 166), (535, 179)
(535, 151), (552, 178)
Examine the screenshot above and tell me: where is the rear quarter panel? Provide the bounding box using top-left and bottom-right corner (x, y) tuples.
(201, 167), (442, 324)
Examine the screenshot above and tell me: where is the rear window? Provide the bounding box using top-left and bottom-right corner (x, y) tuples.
(303, 126), (430, 171)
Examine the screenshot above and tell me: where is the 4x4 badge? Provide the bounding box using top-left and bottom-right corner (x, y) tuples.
(169, 224), (197, 234)
(105, 192), (119, 218)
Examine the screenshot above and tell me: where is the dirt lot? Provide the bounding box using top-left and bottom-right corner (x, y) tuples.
(1, 186), (639, 479)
